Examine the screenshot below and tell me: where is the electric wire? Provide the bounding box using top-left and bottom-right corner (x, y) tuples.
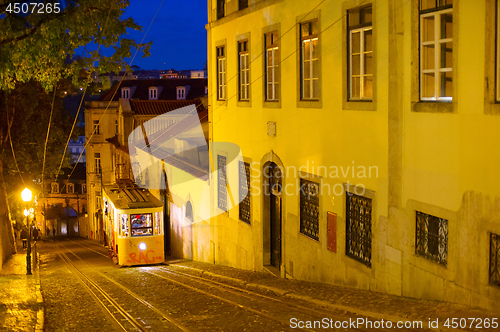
(41, 87), (57, 198)
(60, 0), (165, 191)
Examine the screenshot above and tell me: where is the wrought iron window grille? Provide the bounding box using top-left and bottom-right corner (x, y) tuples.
(299, 178), (320, 241)
(415, 211), (448, 266)
(490, 233), (500, 287)
(239, 161), (251, 224)
(345, 191), (372, 267)
(217, 155), (227, 210)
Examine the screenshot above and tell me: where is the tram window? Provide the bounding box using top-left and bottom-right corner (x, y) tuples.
(154, 212), (162, 235)
(131, 213), (153, 236)
(120, 214), (129, 236)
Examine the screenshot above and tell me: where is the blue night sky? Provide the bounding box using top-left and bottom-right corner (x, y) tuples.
(122, 0), (207, 71)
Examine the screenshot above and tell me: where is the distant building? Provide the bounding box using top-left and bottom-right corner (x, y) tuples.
(68, 136), (86, 164)
(36, 163), (87, 237)
(84, 78), (208, 243)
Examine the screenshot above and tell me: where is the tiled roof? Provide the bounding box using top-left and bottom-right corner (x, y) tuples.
(130, 99), (206, 116)
(99, 78), (207, 101)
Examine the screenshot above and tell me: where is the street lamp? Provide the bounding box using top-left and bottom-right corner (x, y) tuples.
(21, 188), (32, 275)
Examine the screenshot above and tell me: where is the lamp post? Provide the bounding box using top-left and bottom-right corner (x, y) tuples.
(21, 188), (32, 275)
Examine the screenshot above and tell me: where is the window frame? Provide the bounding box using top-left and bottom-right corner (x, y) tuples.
(177, 86), (186, 100)
(149, 87), (158, 100)
(51, 183), (59, 194)
(95, 152), (102, 174)
(216, 45), (226, 101)
(265, 31), (280, 102)
(217, 154), (228, 211)
(67, 183), (74, 194)
(121, 87), (130, 99)
(238, 0), (248, 11)
(238, 40), (250, 101)
(93, 120), (100, 135)
(348, 5), (373, 101)
(300, 20), (320, 101)
(217, 0), (225, 20)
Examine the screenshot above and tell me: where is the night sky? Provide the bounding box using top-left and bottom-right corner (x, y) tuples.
(123, 0), (207, 71)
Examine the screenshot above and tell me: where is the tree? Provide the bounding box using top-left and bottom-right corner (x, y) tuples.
(0, 0), (152, 266)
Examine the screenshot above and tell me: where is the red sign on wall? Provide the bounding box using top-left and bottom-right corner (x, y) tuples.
(327, 212), (337, 253)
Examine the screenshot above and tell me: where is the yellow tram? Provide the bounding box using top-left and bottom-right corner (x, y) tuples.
(102, 186), (164, 266)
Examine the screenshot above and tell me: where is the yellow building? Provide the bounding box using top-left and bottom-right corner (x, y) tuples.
(192, 0), (500, 310)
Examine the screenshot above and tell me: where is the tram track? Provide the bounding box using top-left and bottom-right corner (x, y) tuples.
(63, 239), (427, 332)
(55, 241), (190, 332)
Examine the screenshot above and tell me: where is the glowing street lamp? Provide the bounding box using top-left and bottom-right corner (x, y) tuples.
(21, 188), (32, 275)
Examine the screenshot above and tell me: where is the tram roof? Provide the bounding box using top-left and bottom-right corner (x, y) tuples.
(103, 186), (162, 210)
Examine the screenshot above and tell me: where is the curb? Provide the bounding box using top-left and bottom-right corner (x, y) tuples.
(169, 263), (467, 332)
(34, 252), (44, 332)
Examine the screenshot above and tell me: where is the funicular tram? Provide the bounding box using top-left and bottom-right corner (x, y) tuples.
(102, 185), (164, 266)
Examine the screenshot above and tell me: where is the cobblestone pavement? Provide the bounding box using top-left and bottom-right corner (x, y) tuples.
(0, 239), (43, 332)
(35, 238), (499, 332)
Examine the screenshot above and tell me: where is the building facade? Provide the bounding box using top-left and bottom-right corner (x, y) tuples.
(192, 0), (500, 311)
(84, 78), (208, 245)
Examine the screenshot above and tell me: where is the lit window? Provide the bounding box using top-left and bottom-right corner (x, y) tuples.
(120, 214), (129, 236)
(149, 87), (158, 100)
(420, 0), (453, 101)
(67, 183), (74, 194)
(177, 87), (186, 100)
(130, 213), (153, 236)
(93, 120), (100, 135)
(265, 31), (280, 101)
(51, 183), (59, 194)
(239, 161), (250, 224)
(238, 40), (250, 101)
(115, 120), (118, 134)
(121, 88), (130, 99)
(217, 46), (226, 100)
(415, 211), (448, 266)
(300, 20), (319, 100)
(348, 6), (373, 100)
(82, 184), (87, 194)
(300, 178), (319, 240)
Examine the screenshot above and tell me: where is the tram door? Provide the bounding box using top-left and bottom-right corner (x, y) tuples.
(269, 163), (282, 269)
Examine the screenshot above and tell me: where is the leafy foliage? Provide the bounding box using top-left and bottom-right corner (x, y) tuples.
(0, 0), (151, 91)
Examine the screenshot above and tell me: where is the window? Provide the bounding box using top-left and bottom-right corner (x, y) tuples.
(177, 86), (186, 100)
(415, 211), (448, 266)
(115, 120), (118, 134)
(51, 183), (59, 194)
(82, 204), (86, 214)
(217, 155), (227, 210)
(217, 46), (226, 100)
(348, 6), (373, 100)
(205, 86), (208, 94)
(265, 31), (280, 101)
(238, 40), (250, 101)
(239, 161), (251, 224)
(131, 213), (153, 236)
(420, 0), (453, 101)
(186, 201), (193, 222)
(299, 178), (320, 240)
(121, 88), (130, 99)
(95, 152), (101, 174)
(82, 184), (87, 194)
(154, 212), (162, 235)
(346, 191), (372, 267)
(93, 120), (100, 135)
(149, 87), (158, 100)
(67, 183), (74, 194)
(239, 0), (248, 10)
(300, 20), (319, 100)
(217, 0), (225, 20)
(120, 214), (129, 236)
(490, 233), (500, 287)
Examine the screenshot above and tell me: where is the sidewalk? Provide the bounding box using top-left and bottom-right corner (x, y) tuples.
(164, 258), (500, 332)
(0, 240), (44, 332)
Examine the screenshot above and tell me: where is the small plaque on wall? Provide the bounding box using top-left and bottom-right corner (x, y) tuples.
(327, 211), (337, 252)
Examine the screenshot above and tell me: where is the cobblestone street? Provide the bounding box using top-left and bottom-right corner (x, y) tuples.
(32, 238), (498, 332)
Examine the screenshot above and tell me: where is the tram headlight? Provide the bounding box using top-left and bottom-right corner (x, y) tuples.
(138, 242), (147, 251)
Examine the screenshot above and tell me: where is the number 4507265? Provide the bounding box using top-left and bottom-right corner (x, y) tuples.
(6, 2), (61, 14)
(443, 318), (498, 329)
